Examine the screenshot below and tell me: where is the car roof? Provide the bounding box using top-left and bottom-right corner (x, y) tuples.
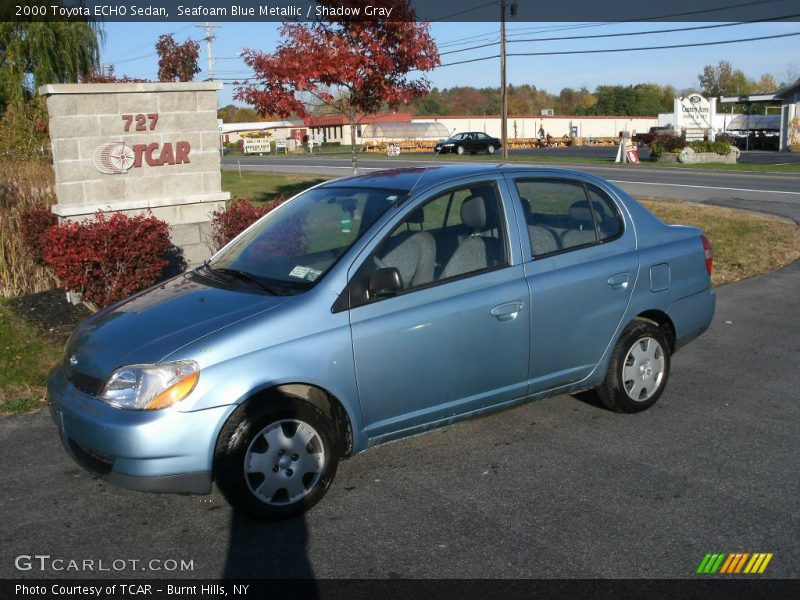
(321, 164), (603, 193)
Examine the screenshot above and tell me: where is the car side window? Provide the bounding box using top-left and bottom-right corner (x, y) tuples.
(585, 184), (623, 241)
(345, 181), (509, 308)
(515, 179), (622, 258)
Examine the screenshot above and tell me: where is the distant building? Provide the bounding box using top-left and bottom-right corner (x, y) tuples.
(720, 81), (800, 151)
(220, 120), (305, 145)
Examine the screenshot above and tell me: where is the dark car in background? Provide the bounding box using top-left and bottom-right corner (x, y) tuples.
(435, 132), (501, 155)
(634, 126), (675, 146)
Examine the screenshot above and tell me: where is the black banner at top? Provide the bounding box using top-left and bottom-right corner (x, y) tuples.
(4, 0), (800, 22)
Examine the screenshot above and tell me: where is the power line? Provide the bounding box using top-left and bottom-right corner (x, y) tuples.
(113, 51), (158, 65)
(441, 13), (800, 55)
(432, 1), (497, 23)
(437, 30), (800, 67)
(508, 13), (800, 43)
(437, 21), (609, 49)
(438, 0), (783, 48)
(102, 24), (193, 62)
(508, 30), (800, 57)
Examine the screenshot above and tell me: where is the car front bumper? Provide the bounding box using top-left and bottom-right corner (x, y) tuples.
(48, 365), (236, 494)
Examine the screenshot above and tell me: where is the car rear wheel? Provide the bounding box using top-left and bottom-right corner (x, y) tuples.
(596, 319), (670, 413)
(215, 396), (339, 520)
(456, 145), (465, 155)
(487, 144), (495, 154)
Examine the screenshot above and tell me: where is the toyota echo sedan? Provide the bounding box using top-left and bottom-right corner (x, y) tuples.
(49, 165), (715, 520)
(434, 132), (502, 155)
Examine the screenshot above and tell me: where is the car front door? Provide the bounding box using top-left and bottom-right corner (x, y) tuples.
(344, 177), (530, 444)
(510, 176), (638, 393)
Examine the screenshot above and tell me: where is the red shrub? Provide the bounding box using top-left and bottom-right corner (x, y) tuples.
(210, 199), (275, 250)
(19, 204), (58, 265)
(42, 212), (172, 308)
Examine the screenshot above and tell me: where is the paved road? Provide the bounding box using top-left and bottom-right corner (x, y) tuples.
(496, 146), (800, 166)
(222, 154), (800, 222)
(2, 262), (798, 579)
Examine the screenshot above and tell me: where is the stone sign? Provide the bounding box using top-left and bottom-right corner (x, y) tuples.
(673, 93), (717, 142)
(39, 81), (230, 266)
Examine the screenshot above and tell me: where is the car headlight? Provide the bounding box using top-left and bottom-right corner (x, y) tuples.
(99, 360), (199, 410)
(444, 143), (454, 147)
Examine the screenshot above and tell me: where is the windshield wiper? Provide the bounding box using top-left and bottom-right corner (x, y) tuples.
(195, 260), (229, 283)
(212, 267), (287, 295)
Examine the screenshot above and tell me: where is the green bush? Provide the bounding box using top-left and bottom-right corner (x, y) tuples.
(688, 140), (732, 156)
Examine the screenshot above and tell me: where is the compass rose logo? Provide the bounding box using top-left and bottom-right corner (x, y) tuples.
(93, 142), (136, 174)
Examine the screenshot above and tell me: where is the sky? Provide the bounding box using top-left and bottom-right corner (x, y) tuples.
(98, 20), (800, 107)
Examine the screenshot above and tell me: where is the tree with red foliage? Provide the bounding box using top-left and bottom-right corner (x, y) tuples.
(235, 0), (439, 174)
(155, 34), (201, 82)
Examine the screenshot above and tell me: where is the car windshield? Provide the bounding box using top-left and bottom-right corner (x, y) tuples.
(208, 186), (405, 294)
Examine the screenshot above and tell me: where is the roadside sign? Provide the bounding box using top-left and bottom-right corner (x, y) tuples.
(276, 138), (288, 154)
(243, 138), (271, 155)
(615, 137), (639, 164)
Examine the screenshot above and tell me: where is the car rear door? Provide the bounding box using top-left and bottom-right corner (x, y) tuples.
(344, 176), (530, 444)
(508, 175), (639, 393)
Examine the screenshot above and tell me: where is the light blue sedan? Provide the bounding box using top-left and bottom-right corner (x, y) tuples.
(48, 165), (715, 519)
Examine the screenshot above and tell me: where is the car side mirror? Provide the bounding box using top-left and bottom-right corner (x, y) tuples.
(368, 267), (403, 299)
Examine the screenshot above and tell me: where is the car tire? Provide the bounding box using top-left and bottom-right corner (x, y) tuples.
(596, 319), (671, 413)
(456, 145), (465, 155)
(487, 145), (495, 154)
(215, 395), (339, 520)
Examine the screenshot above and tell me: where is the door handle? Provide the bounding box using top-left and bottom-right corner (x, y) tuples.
(490, 301), (524, 321)
(607, 273), (631, 290)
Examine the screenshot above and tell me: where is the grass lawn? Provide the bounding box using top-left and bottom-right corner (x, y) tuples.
(641, 199), (800, 286)
(0, 301), (62, 415)
(222, 170), (328, 203)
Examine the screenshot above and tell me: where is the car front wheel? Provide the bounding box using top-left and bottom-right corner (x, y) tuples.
(215, 396), (339, 520)
(456, 145), (465, 155)
(487, 144), (495, 154)
(596, 319), (670, 413)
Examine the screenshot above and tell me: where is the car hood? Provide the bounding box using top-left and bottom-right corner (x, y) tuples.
(65, 272), (287, 381)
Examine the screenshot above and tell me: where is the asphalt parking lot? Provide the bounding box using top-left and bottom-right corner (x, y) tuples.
(1, 261), (798, 579)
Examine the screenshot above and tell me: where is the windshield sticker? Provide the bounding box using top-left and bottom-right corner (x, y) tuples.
(305, 269), (322, 282)
(340, 210), (352, 233)
(289, 266), (312, 279)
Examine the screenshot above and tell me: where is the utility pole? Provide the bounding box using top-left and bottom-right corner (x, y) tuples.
(500, 2), (517, 159)
(195, 22), (221, 81)
(500, 0), (508, 159)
